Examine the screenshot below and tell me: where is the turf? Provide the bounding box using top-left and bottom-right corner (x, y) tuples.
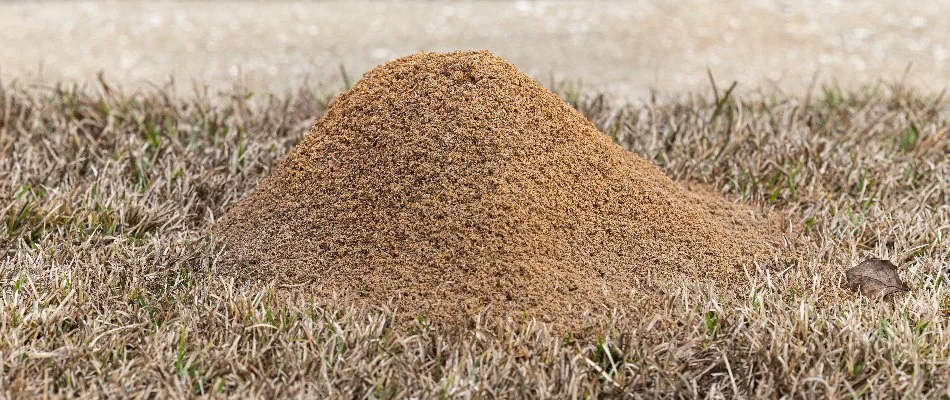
(0, 79), (947, 398)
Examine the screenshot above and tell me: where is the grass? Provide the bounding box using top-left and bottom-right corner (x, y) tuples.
(0, 79), (948, 398)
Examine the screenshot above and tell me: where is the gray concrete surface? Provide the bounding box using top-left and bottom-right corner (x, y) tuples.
(2, 1), (949, 101)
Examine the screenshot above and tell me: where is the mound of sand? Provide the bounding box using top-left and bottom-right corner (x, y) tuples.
(215, 51), (781, 329)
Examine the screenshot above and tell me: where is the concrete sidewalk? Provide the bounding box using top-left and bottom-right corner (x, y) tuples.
(2, 1), (948, 101)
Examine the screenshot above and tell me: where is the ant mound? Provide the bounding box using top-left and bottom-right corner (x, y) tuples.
(216, 51), (782, 330)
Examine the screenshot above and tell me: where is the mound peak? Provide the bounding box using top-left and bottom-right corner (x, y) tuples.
(215, 51), (780, 329)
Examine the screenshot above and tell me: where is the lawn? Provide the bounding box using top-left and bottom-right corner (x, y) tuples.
(1, 80), (947, 398)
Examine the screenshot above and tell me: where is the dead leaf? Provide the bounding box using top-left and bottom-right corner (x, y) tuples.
(845, 258), (911, 298)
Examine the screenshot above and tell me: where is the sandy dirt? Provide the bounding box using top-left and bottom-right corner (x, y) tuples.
(215, 51), (782, 330)
(2, 0), (949, 100)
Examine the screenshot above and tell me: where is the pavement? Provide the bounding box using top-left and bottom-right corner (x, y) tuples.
(2, 0), (949, 101)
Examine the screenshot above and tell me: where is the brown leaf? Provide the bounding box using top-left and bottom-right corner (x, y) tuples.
(845, 258), (911, 298)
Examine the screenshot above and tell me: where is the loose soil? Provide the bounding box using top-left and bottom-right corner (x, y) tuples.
(215, 51), (783, 330)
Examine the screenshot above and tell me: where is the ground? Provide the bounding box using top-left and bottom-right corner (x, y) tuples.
(2, 0), (950, 101)
(0, 78), (947, 397)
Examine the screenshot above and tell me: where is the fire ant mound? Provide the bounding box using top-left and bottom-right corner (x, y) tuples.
(215, 51), (783, 330)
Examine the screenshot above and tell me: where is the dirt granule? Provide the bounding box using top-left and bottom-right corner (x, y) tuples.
(215, 51), (783, 330)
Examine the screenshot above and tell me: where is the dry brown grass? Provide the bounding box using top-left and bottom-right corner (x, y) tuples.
(1, 79), (947, 398)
